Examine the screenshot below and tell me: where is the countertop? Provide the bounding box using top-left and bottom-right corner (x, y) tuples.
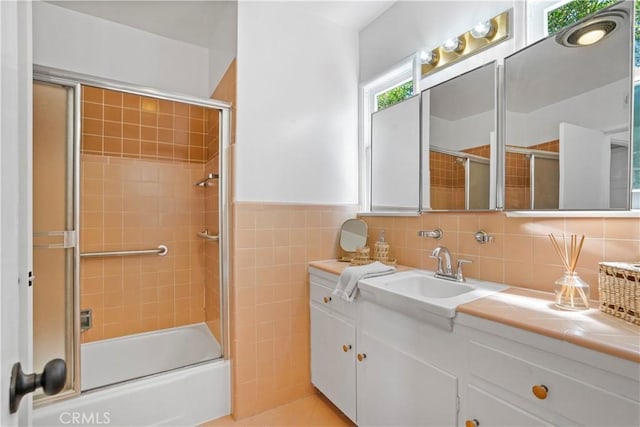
(457, 287), (640, 363)
(308, 260), (640, 363)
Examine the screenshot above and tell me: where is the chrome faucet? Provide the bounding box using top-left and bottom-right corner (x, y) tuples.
(429, 246), (472, 282)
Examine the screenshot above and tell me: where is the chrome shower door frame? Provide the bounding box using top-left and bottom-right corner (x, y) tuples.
(31, 74), (82, 406)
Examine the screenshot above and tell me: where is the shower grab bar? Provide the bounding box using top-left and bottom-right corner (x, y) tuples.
(197, 230), (219, 241)
(195, 173), (219, 187)
(80, 245), (168, 258)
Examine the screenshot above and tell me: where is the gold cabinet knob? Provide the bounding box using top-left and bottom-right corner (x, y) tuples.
(323, 296), (332, 303)
(342, 344), (352, 352)
(532, 384), (549, 400)
(465, 419), (480, 427)
(357, 353), (367, 362)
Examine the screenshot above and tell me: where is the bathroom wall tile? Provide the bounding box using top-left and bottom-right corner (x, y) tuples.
(230, 203), (358, 419)
(80, 154), (209, 343)
(359, 213), (639, 298)
(81, 86), (213, 164)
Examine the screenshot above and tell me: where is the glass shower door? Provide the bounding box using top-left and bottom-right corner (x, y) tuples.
(32, 80), (80, 403)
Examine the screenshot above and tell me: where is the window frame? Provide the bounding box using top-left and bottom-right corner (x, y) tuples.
(359, 56), (417, 212)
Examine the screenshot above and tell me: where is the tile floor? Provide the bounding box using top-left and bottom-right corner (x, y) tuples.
(202, 393), (355, 426)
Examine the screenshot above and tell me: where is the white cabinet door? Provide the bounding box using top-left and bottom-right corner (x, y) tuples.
(356, 331), (458, 426)
(310, 305), (356, 421)
(465, 384), (552, 427)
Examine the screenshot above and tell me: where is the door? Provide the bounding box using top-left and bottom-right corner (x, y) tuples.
(1, 1), (34, 425)
(559, 122), (610, 209)
(31, 80), (79, 404)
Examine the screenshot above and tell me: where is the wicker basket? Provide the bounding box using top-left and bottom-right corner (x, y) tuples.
(598, 262), (640, 325)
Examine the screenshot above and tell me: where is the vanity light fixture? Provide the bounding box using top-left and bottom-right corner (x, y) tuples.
(556, 12), (624, 47)
(419, 10), (509, 78)
(442, 37), (465, 53)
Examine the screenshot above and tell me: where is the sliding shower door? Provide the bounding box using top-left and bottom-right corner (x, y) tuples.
(32, 80), (80, 404)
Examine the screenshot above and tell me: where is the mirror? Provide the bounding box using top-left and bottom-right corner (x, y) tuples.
(339, 219), (368, 253)
(421, 61), (497, 210)
(504, 2), (632, 210)
(370, 95), (420, 212)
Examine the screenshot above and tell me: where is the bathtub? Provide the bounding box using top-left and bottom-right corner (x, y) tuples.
(33, 323), (230, 426)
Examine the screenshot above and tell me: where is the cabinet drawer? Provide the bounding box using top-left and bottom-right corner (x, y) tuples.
(465, 384), (552, 427)
(310, 281), (355, 320)
(469, 341), (640, 426)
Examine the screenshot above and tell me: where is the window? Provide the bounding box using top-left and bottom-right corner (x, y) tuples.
(360, 58), (415, 211)
(375, 79), (413, 111)
(545, 0), (618, 36)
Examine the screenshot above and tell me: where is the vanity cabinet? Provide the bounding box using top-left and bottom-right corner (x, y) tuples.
(457, 314), (640, 427)
(309, 267), (459, 426)
(309, 268), (356, 422)
(309, 265), (640, 426)
(356, 329), (458, 426)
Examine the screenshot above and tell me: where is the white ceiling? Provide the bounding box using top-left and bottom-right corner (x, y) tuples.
(46, 0), (396, 48)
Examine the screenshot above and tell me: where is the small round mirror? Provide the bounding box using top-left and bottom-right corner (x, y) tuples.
(339, 219), (368, 252)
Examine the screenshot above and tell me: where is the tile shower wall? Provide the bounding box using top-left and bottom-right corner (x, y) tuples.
(430, 151), (465, 210)
(80, 154), (207, 342)
(80, 87), (219, 343)
(505, 140), (558, 209)
(82, 86), (209, 163)
(230, 203), (358, 419)
(204, 58), (237, 343)
(362, 213), (640, 299)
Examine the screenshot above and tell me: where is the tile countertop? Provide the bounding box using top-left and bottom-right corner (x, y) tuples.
(308, 260), (640, 363)
(457, 287), (640, 363)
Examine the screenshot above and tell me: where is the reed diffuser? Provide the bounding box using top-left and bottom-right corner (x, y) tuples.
(548, 233), (590, 310)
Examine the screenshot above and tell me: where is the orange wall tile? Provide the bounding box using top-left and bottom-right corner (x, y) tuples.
(80, 153), (212, 342)
(361, 212), (640, 299)
(230, 202), (358, 419)
(81, 86), (213, 164)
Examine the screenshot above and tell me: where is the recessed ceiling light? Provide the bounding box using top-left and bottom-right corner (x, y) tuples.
(556, 12), (624, 47)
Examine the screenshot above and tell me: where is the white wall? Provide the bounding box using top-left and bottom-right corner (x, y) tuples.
(235, 1), (359, 204)
(207, 1), (237, 95)
(431, 111), (494, 152)
(33, 2), (210, 98)
(359, 1), (525, 86)
(507, 78), (629, 147)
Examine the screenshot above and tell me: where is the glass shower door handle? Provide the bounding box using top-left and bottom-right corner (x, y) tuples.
(9, 358), (67, 413)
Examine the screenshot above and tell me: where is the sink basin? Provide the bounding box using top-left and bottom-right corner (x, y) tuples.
(385, 274), (474, 298)
(358, 270), (508, 326)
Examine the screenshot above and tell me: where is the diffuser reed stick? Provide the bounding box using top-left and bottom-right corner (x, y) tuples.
(548, 233), (589, 309)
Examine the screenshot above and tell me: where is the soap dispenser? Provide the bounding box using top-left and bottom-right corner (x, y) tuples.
(373, 230), (390, 262)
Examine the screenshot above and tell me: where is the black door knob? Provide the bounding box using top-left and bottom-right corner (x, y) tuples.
(9, 358), (66, 414)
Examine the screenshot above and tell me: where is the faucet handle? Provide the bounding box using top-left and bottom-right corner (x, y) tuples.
(456, 259), (473, 282)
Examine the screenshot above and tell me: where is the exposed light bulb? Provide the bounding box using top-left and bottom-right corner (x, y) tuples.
(470, 20), (494, 39)
(420, 50), (438, 65)
(442, 38), (464, 53)
(576, 28), (607, 45)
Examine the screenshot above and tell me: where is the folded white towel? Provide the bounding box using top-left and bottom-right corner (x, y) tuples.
(333, 261), (396, 302)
